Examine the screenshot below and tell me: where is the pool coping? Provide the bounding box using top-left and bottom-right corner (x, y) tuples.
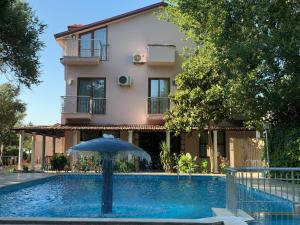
(0, 216), (248, 225)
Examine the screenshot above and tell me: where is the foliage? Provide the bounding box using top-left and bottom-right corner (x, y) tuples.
(0, 84), (26, 156)
(219, 156), (230, 173)
(73, 153), (101, 172)
(177, 153), (198, 174)
(268, 122), (300, 167)
(0, 0), (46, 88)
(199, 159), (209, 174)
(162, 0), (300, 132)
(50, 154), (68, 171)
(159, 141), (173, 172)
(114, 159), (135, 173)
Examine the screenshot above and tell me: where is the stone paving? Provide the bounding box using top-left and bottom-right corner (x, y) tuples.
(0, 172), (53, 188)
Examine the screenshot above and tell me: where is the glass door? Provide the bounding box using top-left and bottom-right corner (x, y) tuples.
(148, 78), (170, 114)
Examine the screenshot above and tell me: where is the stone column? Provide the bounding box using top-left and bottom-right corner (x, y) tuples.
(229, 137), (235, 168)
(30, 132), (36, 171)
(52, 137), (56, 156)
(213, 130), (219, 173)
(166, 131), (171, 152)
(17, 130), (24, 171)
(41, 135), (46, 170)
(72, 130), (78, 145)
(128, 131), (133, 144)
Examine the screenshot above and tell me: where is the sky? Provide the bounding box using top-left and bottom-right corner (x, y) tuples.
(1, 0), (159, 125)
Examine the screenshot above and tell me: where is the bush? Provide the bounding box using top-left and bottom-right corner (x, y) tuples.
(50, 154), (68, 171)
(159, 141), (172, 172)
(200, 159), (209, 173)
(114, 159), (135, 172)
(177, 153), (198, 175)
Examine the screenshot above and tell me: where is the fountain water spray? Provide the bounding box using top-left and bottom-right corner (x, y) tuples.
(68, 135), (151, 215)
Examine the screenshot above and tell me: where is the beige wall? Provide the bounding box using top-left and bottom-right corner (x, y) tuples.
(34, 135), (64, 164)
(60, 9), (193, 125)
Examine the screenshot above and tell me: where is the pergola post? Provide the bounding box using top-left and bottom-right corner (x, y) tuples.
(41, 135), (46, 170)
(213, 130), (219, 173)
(166, 131), (171, 152)
(17, 130), (24, 171)
(30, 132), (36, 171)
(52, 136), (56, 156)
(72, 130), (78, 145)
(128, 130), (133, 144)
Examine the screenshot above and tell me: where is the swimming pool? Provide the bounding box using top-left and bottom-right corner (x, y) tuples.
(0, 174), (298, 225)
(0, 174), (226, 219)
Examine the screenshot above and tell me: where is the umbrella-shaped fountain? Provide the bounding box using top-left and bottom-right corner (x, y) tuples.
(68, 135), (151, 215)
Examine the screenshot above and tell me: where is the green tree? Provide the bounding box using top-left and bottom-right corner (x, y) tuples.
(162, 0), (300, 167)
(0, 0), (46, 88)
(0, 83), (26, 163)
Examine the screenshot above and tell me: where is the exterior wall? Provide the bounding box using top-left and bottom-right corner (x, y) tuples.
(182, 131), (199, 158)
(61, 9), (193, 125)
(225, 130), (256, 167)
(34, 135), (64, 164)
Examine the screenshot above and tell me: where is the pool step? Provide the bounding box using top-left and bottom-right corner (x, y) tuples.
(212, 208), (254, 222)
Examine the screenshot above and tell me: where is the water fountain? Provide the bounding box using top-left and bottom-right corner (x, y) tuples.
(68, 135), (151, 215)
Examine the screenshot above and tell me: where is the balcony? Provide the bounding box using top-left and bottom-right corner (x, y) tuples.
(61, 96), (106, 122)
(146, 97), (170, 123)
(60, 39), (108, 65)
(147, 44), (176, 66)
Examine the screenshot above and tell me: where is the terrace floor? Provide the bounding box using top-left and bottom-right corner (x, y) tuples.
(0, 172), (53, 188)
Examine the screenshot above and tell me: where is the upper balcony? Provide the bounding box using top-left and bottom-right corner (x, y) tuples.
(60, 38), (108, 65)
(61, 96), (106, 123)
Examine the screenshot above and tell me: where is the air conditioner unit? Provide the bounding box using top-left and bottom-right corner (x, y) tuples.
(118, 75), (132, 86)
(132, 53), (146, 64)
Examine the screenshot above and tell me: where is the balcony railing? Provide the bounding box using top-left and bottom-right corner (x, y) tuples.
(61, 38), (108, 60)
(147, 97), (170, 114)
(61, 96), (106, 114)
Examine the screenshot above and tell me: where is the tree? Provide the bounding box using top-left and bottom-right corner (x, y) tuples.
(0, 0), (46, 88)
(162, 0), (300, 167)
(0, 83), (26, 163)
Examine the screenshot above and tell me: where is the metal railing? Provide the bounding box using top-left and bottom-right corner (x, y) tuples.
(226, 167), (300, 217)
(61, 38), (108, 60)
(147, 97), (170, 114)
(61, 96), (106, 114)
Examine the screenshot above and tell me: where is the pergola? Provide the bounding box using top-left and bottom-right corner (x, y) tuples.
(13, 123), (254, 173)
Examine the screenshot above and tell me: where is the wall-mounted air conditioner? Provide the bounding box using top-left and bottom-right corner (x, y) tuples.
(132, 53), (146, 64)
(118, 75), (132, 86)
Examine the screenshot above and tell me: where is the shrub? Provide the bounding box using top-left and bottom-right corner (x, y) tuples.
(50, 154), (68, 171)
(114, 159), (135, 172)
(200, 159), (209, 174)
(159, 141), (173, 172)
(178, 153), (198, 175)
(219, 156), (229, 173)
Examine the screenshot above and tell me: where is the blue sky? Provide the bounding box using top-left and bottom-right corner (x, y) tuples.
(1, 0), (159, 125)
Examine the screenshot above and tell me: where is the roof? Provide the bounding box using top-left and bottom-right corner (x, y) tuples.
(13, 124), (255, 137)
(54, 2), (168, 39)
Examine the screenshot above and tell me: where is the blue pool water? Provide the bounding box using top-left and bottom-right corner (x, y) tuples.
(0, 175), (226, 218)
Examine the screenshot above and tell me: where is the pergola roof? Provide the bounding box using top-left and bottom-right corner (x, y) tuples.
(13, 123), (255, 137)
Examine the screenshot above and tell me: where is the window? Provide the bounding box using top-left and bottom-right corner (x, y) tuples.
(78, 78), (106, 114)
(148, 78), (170, 114)
(79, 27), (107, 59)
(199, 131), (208, 157)
(199, 131), (226, 157)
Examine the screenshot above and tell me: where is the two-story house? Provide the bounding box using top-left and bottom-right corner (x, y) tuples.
(16, 2), (263, 172)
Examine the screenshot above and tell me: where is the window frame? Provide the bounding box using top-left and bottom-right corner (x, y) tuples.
(148, 78), (170, 114)
(78, 26), (108, 59)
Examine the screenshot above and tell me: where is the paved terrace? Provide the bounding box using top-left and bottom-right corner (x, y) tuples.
(0, 172), (53, 188)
